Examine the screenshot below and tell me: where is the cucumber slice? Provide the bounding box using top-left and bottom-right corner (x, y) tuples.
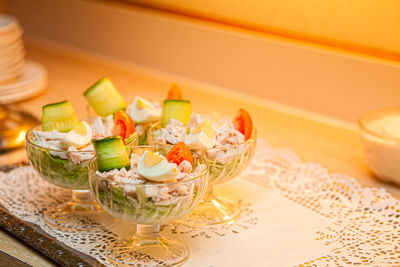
(161, 100), (191, 127)
(92, 136), (130, 171)
(42, 100), (79, 132)
(84, 77), (126, 117)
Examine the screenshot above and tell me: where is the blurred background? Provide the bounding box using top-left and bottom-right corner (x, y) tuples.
(1, 0), (400, 123)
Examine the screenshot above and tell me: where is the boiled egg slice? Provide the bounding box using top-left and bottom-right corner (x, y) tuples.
(137, 151), (178, 182)
(185, 119), (216, 149)
(128, 96), (161, 124)
(60, 121), (93, 148)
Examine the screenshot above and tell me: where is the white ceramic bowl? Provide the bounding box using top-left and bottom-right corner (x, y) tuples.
(359, 107), (400, 185)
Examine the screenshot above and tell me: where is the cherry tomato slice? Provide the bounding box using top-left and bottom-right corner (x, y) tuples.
(114, 120), (126, 139)
(113, 110), (135, 142)
(233, 108), (253, 140)
(167, 83), (183, 100)
(166, 141), (193, 166)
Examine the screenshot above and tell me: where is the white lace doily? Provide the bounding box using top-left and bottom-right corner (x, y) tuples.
(0, 140), (399, 266)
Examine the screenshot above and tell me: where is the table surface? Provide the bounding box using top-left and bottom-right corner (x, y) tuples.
(1, 41), (399, 266)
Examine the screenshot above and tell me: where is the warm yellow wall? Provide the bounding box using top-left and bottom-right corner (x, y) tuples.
(5, 0), (400, 123)
(130, 0), (400, 60)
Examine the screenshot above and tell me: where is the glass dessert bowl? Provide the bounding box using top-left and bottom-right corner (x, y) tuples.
(25, 100), (138, 231)
(26, 125), (138, 231)
(89, 144), (208, 266)
(148, 118), (257, 226)
(359, 107), (400, 185)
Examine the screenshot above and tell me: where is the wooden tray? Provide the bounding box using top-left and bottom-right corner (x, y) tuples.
(0, 163), (104, 267)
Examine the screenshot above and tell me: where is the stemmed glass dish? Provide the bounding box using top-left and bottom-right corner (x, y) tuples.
(25, 125), (138, 231)
(89, 146), (208, 266)
(148, 121), (257, 225)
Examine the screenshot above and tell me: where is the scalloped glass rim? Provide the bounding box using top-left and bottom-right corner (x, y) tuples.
(148, 120), (257, 150)
(25, 124), (138, 153)
(88, 145), (209, 186)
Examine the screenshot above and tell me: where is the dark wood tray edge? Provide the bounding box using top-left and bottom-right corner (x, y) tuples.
(0, 162), (105, 267)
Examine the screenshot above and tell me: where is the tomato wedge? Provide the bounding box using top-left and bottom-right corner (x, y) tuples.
(113, 110), (136, 142)
(166, 141), (193, 165)
(233, 108), (253, 140)
(167, 83), (183, 100)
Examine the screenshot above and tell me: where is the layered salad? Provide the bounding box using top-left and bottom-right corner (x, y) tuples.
(84, 78), (182, 145)
(91, 138), (207, 224)
(27, 100), (137, 189)
(150, 96), (256, 184)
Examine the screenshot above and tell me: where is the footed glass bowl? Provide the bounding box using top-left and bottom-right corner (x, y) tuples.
(89, 146), (208, 266)
(25, 125), (138, 231)
(148, 121), (257, 226)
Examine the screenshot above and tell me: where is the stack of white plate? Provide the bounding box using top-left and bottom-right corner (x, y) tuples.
(0, 15), (24, 82)
(0, 60), (48, 103)
(0, 15), (47, 104)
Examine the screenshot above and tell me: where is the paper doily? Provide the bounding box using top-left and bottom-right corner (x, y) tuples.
(247, 142), (400, 266)
(0, 140), (399, 266)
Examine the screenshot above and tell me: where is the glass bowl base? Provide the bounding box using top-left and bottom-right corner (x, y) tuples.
(106, 236), (189, 267)
(44, 201), (114, 232)
(179, 195), (241, 226)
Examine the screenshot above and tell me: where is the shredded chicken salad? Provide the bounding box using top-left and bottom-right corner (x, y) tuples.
(153, 114), (246, 164)
(32, 116), (113, 164)
(96, 152), (206, 206)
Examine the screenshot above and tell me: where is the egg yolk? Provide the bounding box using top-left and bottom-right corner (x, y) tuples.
(137, 98), (154, 110)
(143, 151), (164, 167)
(192, 119), (215, 138)
(71, 122), (87, 135)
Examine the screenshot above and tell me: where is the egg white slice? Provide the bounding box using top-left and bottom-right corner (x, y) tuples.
(137, 151), (178, 182)
(185, 119), (216, 149)
(128, 96), (161, 124)
(60, 121), (93, 148)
